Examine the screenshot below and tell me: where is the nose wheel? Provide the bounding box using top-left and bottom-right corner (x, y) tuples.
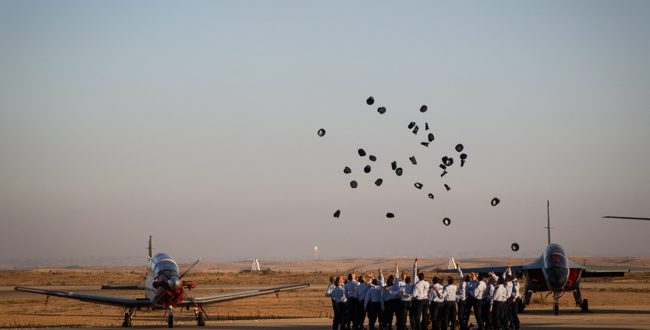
(553, 302), (559, 315)
(122, 308), (134, 327)
(167, 306), (174, 328)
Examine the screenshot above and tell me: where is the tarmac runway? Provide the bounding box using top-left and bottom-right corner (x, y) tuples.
(14, 308), (649, 330)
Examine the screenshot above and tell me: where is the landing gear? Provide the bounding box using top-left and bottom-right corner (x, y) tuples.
(197, 311), (206, 326)
(521, 287), (533, 313)
(553, 302), (559, 315)
(552, 291), (562, 315)
(573, 285), (589, 312)
(167, 306), (174, 328)
(122, 308), (134, 327)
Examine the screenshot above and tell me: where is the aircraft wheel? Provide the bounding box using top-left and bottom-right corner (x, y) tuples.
(580, 299), (589, 312)
(553, 303), (559, 315)
(122, 312), (132, 327)
(167, 314), (174, 328)
(197, 311), (206, 326)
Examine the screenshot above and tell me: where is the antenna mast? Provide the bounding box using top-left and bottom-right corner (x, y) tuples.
(546, 200), (551, 245)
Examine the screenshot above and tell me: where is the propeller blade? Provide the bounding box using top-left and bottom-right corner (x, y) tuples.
(180, 258), (201, 279)
(603, 216), (650, 221)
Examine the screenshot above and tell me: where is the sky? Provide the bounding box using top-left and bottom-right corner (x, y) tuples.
(1, 1), (649, 263)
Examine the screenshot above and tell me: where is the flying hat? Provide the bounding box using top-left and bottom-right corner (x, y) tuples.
(364, 165), (372, 173)
(333, 209), (341, 218)
(425, 122), (430, 130)
(460, 153), (467, 160)
(408, 121), (416, 129)
(428, 193), (434, 199)
(443, 217), (451, 226)
(455, 144), (464, 152)
(491, 197), (500, 207)
(511, 243), (520, 252)
(391, 161), (397, 171)
(414, 182), (423, 189)
(412, 126), (419, 134)
(409, 156), (417, 165)
(395, 168), (403, 176)
(420, 142), (429, 147)
(386, 212), (395, 218)
(366, 96), (374, 105)
(317, 128), (326, 137)
(420, 105), (428, 113)
(441, 170), (448, 177)
(439, 164), (447, 170)
(343, 166), (351, 174)
(369, 155), (377, 162)
(444, 157), (454, 166)
(358, 148), (366, 157)
(444, 184), (451, 191)
(350, 180), (358, 189)
(375, 178), (383, 186)
(428, 133), (435, 142)
(377, 106), (386, 114)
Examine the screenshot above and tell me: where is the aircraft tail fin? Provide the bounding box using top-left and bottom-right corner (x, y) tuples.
(447, 257), (458, 270)
(148, 235), (153, 259)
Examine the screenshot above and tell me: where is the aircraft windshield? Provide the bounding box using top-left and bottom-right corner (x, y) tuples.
(151, 253), (179, 275)
(544, 244), (568, 269)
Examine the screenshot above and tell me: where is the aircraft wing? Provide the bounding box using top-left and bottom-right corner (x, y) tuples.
(579, 265), (650, 278)
(180, 283), (310, 306)
(15, 286), (152, 308)
(100, 284), (146, 290)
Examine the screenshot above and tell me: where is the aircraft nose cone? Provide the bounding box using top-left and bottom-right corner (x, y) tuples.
(546, 267), (568, 290)
(167, 277), (182, 290)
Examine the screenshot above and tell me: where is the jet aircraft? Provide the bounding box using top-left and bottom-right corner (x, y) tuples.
(15, 236), (309, 328)
(441, 202), (646, 315)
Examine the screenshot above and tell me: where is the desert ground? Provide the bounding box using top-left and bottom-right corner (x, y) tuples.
(1, 257), (649, 329)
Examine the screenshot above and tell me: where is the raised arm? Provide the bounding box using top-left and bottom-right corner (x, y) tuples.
(413, 258), (419, 282)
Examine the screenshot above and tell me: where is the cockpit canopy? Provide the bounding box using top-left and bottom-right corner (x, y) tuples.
(151, 253), (179, 275)
(543, 243), (568, 269)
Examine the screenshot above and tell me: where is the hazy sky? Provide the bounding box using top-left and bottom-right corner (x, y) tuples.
(1, 1), (649, 263)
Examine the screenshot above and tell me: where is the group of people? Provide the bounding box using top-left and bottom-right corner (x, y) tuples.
(325, 258), (521, 330)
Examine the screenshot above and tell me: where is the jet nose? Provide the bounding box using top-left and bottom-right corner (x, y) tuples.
(546, 267), (568, 290)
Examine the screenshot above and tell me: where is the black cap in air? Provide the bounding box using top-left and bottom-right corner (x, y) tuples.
(343, 166), (351, 174)
(441, 170), (448, 177)
(443, 217), (451, 226)
(511, 243), (520, 252)
(395, 168), (403, 176)
(460, 153), (467, 160)
(408, 121), (416, 129)
(409, 156), (417, 165)
(439, 164), (447, 170)
(367, 96), (375, 105)
(317, 128), (326, 137)
(420, 105), (428, 113)
(364, 165), (372, 173)
(421, 142), (429, 147)
(428, 193), (434, 199)
(428, 133), (434, 142)
(444, 184), (451, 191)
(412, 126), (419, 134)
(491, 197), (500, 207)
(414, 182), (423, 189)
(444, 157), (454, 166)
(391, 161), (397, 171)
(377, 106), (386, 114)
(350, 180), (358, 189)
(369, 155), (377, 162)
(375, 178), (383, 186)
(358, 148), (366, 157)
(386, 212), (395, 218)
(333, 209), (341, 218)
(455, 144), (464, 152)
(425, 122), (429, 130)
